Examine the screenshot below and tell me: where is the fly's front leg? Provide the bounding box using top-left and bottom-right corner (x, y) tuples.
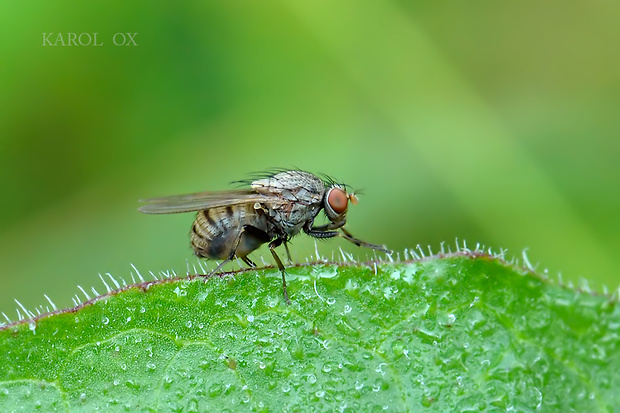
(304, 223), (391, 253)
(341, 228), (392, 253)
(268, 236), (291, 304)
(303, 225), (340, 240)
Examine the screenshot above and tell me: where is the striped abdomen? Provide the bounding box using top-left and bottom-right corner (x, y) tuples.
(190, 204), (272, 260)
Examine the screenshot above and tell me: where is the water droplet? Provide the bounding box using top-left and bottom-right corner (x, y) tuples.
(102, 317), (109, 325)
(139, 307), (146, 313)
(113, 379), (120, 386)
(146, 362), (156, 371)
(326, 297), (336, 305)
(315, 390), (325, 398)
(281, 384), (291, 393)
(391, 340), (405, 356)
(247, 315), (254, 322)
(307, 374), (317, 384)
(322, 364), (331, 373)
(125, 379), (139, 390)
(126, 316), (132, 323)
(186, 321), (193, 328)
(163, 375), (173, 389)
(343, 304), (352, 314)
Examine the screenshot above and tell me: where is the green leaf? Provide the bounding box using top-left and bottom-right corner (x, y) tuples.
(0, 253), (618, 412)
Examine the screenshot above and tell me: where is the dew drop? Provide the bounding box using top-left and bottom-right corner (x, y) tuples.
(146, 362), (156, 371)
(126, 316), (132, 323)
(391, 340), (405, 355)
(322, 364), (332, 373)
(307, 374), (317, 384)
(139, 307), (146, 313)
(316, 390), (325, 398)
(186, 321), (193, 328)
(102, 317), (109, 325)
(326, 297), (336, 305)
(163, 376), (173, 389)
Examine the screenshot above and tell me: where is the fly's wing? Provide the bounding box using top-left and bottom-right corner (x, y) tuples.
(138, 189), (284, 214)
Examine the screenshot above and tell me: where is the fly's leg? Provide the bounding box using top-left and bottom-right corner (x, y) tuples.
(268, 237), (291, 305)
(340, 228), (392, 253)
(304, 227), (339, 239)
(304, 223), (391, 253)
(284, 241), (293, 264)
(207, 227), (247, 276)
(227, 224), (291, 304)
(209, 259), (232, 276)
(241, 256), (256, 267)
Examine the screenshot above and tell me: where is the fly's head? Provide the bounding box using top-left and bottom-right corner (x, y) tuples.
(323, 185), (359, 228)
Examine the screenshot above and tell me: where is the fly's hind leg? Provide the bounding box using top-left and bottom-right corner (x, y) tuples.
(268, 236), (291, 305)
(240, 256), (256, 267)
(207, 228), (247, 276)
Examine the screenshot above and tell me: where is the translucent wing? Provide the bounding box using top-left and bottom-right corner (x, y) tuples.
(138, 189), (282, 214)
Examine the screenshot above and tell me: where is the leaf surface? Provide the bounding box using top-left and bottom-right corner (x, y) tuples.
(0, 253), (618, 412)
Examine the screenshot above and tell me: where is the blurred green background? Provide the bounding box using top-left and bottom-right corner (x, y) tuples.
(1, 1), (619, 318)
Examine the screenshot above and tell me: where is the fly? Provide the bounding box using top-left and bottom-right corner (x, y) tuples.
(139, 170), (390, 303)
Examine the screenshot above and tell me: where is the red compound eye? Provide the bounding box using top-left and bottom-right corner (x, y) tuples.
(327, 188), (348, 214)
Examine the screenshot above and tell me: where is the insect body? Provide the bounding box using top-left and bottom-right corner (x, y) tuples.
(139, 170), (390, 303)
